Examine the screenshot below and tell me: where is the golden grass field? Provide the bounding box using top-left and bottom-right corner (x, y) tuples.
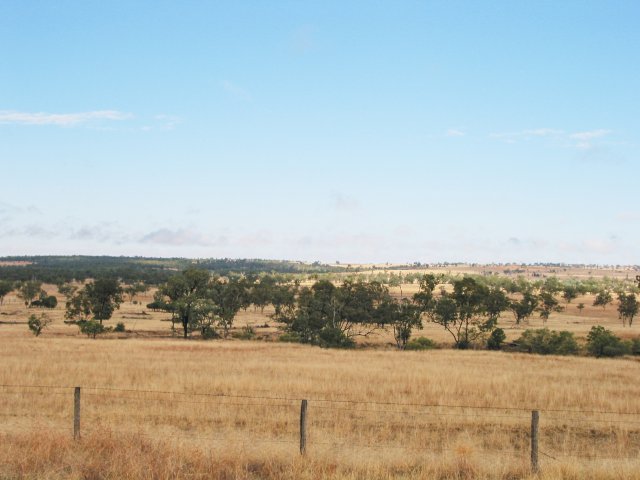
(1, 274), (640, 479)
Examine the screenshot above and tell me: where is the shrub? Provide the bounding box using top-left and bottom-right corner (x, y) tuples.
(318, 327), (355, 349)
(77, 320), (109, 339)
(201, 325), (218, 339)
(279, 332), (301, 343)
(515, 328), (579, 355)
(31, 295), (58, 309)
(232, 326), (256, 340)
(27, 313), (51, 337)
(631, 338), (640, 356)
(114, 322), (126, 333)
(487, 328), (506, 350)
(405, 336), (438, 351)
(586, 326), (631, 358)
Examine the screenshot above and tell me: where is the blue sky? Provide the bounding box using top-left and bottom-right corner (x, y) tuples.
(1, 1), (638, 264)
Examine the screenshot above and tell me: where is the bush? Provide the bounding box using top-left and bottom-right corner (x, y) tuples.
(279, 332), (301, 343)
(27, 313), (51, 337)
(31, 295), (58, 309)
(77, 320), (109, 339)
(586, 326), (631, 358)
(515, 328), (579, 355)
(631, 338), (640, 356)
(200, 325), (218, 339)
(405, 336), (438, 351)
(318, 327), (355, 349)
(487, 328), (506, 350)
(114, 322), (126, 333)
(232, 326), (256, 340)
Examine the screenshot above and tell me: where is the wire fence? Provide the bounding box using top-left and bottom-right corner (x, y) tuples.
(1, 383), (639, 470)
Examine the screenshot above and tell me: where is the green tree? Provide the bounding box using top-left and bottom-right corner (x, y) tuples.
(617, 292), (638, 326)
(509, 292), (538, 325)
(562, 285), (579, 303)
(516, 329), (579, 355)
(56, 282), (78, 300)
(593, 290), (613, 309)
(209, 277), (249, 338)
(0, 280), (14, 306)
(158, 268), (212, 339)
(537, 290), (563, 323)
(17, 280), (44, 307)
(27, 313), (51, 337)
(65, 289), (92, 322)
(378, 297), (422, 350)
(487, 328), (506, 350)
(586, 325), (630, 358)
(78, 320), (109, 339)
(577, 303), (585, 314)
(84, 278), (124, 324)
(424, 277), (507, 349)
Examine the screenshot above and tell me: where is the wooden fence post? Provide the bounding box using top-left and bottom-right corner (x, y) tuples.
(74, 387), (81, 440)
(300, 399), (308, 455)
(531, 410), (539, 473)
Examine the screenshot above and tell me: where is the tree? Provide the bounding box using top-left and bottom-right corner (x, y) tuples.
(537, 289), (563, 323)
(84, 278), (124, 324)
(423, 277), (507, 349)
(377, 297), (422, 350)
(577, 303), (585, 314)
(586, 325), (630, 357)
(65, 289), (92, 322)
(509, 292), (538, 325)
(157, 268), (212, 339)
(593, 290), (613, 309)
(515, 328), (579, 355)
(617, 292), (638, 326)
(124, 282), (148, 303)
(562, 285), (579, 304)
(209, 277), (249, 338)
(0, 280), (13, 306)
(27, 313), (51, 336)
(282, 280), (389, 347)
(57, 282), (78, 300)
(17, 280), (45, 307)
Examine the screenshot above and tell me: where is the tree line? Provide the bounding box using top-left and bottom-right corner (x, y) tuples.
(3, 268), (639, 355)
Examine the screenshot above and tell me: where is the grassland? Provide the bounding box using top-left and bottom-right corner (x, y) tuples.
(1, 273), (640, 479)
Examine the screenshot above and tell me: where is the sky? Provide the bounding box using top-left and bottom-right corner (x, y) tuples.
(0, 1), (639, 264)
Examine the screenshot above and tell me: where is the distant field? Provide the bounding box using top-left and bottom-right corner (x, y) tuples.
(1, 272), (640, 479)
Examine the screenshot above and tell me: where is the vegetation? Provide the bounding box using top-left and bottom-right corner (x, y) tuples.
(27, 313), (51, 336)
(0, 279), (13, 306)
(515, 329), (579, 356)
(586, 326), (630, 358)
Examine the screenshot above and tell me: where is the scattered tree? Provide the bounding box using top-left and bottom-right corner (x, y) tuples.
(17, 281), (45, 307)
(617, 292), (638, 326)
(0, 280), (13, 306)
(593, 290), (613, 310)
(27, 313), (52, 336)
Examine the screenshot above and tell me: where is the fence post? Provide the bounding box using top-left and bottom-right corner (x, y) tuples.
(300, 399), (308, 455)
(74, 387), (81, 440)
(531, 410), (539, 473)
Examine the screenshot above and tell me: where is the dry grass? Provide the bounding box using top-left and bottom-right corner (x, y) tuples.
(1, 332), (640, 478)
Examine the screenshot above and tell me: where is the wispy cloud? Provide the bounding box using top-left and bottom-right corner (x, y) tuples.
(0, 110), (133, 126)
(221, 80), (252, 101)
(140, 228), (227, 247)
(445, 128), (465, 137)
(490, 127), (613, 150)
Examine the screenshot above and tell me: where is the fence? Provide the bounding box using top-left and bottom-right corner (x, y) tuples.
(1, 383), (639, 473)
